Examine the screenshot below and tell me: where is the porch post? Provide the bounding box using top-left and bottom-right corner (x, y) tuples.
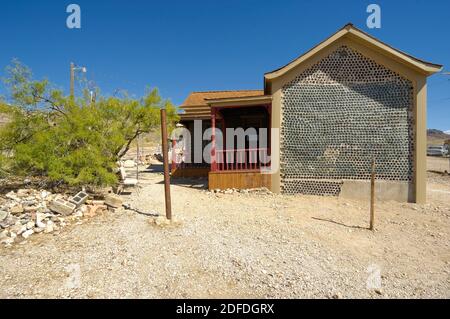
(211, 108), (217, 171)
(267, 104), (272, 156)
(171, 138), (177, 173)
(221, 117), (226, 151)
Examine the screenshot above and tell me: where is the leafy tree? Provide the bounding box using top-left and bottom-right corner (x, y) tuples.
(0, 60), (178, 186)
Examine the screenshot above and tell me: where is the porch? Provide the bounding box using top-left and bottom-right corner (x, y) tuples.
(175, 92), (272, 190)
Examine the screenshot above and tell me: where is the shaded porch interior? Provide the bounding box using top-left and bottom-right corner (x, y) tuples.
(174, 91), (273, 189)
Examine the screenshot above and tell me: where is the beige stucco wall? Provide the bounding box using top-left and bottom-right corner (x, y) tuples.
(268, 35), (428, 203)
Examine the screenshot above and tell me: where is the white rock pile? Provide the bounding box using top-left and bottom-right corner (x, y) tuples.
(0, 189), (121, 246)
(207, 187), (274, 196)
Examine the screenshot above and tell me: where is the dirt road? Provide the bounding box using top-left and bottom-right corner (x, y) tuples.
(0, 167), (449, 298)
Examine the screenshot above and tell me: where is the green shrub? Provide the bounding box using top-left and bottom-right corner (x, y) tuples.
(0, 60), (178, 186)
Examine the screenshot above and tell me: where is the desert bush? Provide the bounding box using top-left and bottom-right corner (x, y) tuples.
(0, 60), (178, 186)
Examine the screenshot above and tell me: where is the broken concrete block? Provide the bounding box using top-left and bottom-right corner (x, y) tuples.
(69, 191), (89, 207)
(49, 198), (76, 216)
(104, 194), (123, 208)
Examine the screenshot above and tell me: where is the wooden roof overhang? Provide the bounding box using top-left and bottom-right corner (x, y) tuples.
(206, 95), (272, 108)
(178, 105), (211, 121)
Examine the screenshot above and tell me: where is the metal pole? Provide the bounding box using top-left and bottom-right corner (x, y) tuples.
(370, 159), (375, 231)
(70, 62), (75, 99)
(160, 109), (172, 220)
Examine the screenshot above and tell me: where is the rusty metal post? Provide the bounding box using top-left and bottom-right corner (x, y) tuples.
(369, 159), (375, 231)
(160, 109), (172, 220)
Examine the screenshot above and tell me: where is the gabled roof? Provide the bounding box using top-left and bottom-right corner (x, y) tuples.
(264, 23), (443, 85)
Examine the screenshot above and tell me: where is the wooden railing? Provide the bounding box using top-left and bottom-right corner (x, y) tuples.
(213, 148), (271, 172)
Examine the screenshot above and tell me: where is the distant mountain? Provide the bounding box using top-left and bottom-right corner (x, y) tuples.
(427, 129), (450, 145)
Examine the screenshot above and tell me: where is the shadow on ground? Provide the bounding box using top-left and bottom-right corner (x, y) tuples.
(311, 217), (369, 230)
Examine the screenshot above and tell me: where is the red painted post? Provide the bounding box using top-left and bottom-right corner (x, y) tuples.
(211, 108), (217, 171)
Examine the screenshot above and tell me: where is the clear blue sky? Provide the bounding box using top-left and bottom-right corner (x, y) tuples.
(0, 0), (448, 130)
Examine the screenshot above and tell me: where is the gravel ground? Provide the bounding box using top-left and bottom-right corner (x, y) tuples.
(427, 156), (450, 174)
(0, 167), (449, 299)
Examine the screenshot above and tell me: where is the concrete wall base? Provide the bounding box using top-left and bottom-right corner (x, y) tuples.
(339, 180), (414, 203)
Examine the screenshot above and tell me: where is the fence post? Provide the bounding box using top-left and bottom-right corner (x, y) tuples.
(369, 159), (375, 231)
(160, 109), (172, 220)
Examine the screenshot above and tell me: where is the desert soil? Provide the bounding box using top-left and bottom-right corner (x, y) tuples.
(0, 164), (449, 299)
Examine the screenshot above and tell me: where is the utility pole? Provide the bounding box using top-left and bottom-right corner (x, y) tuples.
(70, 62), (87, 99)
(70, 62), (75, 99)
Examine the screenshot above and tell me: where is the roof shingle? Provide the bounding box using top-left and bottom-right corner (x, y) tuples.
(181, 90), (264, 107)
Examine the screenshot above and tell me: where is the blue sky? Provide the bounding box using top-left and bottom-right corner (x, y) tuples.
(0, 0), (448, 130)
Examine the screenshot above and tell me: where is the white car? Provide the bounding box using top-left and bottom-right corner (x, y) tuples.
(427, 145), (448, 157)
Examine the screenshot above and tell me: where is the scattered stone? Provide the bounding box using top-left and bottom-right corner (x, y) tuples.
(24, 206), (38, 213)
(16, 189), (30, 197)
(5, 192), (19, 201)
(10, 205), (24, 214)
(0, 229), (8, 239)
(0, 215), (18, 228)
(40, 190), (50, 199)
(44, 221), (54, 233)
(85, 205), (107, 217)
(49, 198), (76, 216)
(0, 237), (14, 245)
(0, 210), (8, 221)
(104, 194), (123, 208)
(35, 212), (46, 228)
(332, 292), (342, 299)
(22, 229), (34, 239)
(10, 224), (26, 235)
(33, 227), (45, 234)
(73, 210), (84, 218)
(149, 216), (182, 228)
(0, 187), (114, 245)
